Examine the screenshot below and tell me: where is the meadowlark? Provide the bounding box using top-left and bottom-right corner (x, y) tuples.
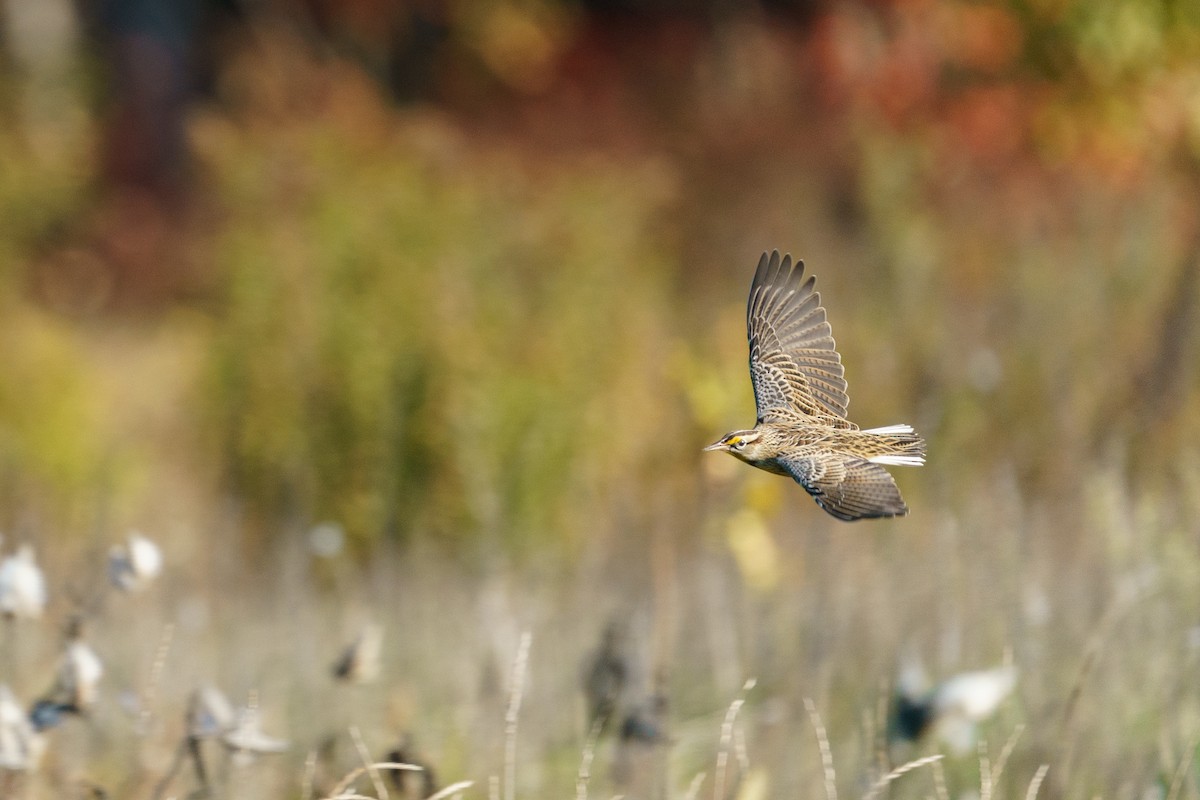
(704, 250), (925, 521)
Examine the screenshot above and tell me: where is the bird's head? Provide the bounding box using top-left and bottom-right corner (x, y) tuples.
(703, 430), (764, 462)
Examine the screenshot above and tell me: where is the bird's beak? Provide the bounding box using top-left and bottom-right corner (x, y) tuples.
(703, 440), (726, 452)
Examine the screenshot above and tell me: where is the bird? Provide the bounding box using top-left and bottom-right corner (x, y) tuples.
(704, 250), (926, 521)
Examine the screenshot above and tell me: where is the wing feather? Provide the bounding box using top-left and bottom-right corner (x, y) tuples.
(781, 456), (908, 521)
(746, 251), (849, 421)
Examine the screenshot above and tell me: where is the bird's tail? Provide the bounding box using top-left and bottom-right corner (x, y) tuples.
(863, 424), (926, 466)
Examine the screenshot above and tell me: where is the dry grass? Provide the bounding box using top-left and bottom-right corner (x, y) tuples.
(3, 465), (1199, 800)
(2, 12), (1200, 800)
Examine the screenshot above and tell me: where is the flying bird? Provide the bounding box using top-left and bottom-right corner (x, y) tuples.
(705, 251), (925, 520)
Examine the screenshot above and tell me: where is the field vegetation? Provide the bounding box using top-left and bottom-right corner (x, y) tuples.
(2, 1), (1200, 798)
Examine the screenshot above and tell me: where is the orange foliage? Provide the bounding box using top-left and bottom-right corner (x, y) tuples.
(944, 84), (1027, 164)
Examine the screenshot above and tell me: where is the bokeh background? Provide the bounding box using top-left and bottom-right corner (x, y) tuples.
(3, 0), (1200, 797)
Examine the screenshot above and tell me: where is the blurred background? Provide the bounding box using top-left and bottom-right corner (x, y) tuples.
(2, 0), (1200, 797)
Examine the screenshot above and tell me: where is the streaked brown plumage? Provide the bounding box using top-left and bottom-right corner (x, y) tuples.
(704, 251), (925, 521)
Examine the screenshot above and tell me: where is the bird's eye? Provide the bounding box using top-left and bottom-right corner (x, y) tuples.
(729, 437), (745, 449)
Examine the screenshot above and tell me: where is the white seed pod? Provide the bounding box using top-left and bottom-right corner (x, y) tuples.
(0, 545), (47, 620)
(929, 665), (1018, 754)
(0, 685), (44, 771)
(222, 703), (289, 764)
(58, 640), (105, 710)
(108, 532), (163, 593)
(188, 685), (236, 739)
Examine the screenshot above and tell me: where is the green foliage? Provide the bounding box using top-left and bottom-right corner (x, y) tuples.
(0, 120), (113, 529)
(201, 111), (680, 550)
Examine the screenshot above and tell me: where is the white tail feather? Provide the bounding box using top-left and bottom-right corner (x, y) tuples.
(863, 424), (915, 435)
(869, 454), (925, 466)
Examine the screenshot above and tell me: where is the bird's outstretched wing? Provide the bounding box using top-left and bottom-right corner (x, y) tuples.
(780, 455), (908, 521)
(746, 250), (849, 422)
